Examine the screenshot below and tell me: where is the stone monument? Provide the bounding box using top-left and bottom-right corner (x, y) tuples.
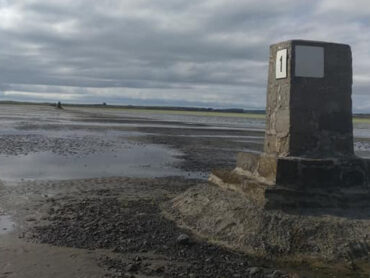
(210, 40), (370, 209)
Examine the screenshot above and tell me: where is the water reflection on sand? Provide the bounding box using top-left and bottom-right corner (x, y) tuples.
(0, 144), (205, 182)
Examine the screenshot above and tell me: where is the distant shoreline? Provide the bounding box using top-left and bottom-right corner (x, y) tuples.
(0, 100), (265, 114)
(1, 100), (369, 120)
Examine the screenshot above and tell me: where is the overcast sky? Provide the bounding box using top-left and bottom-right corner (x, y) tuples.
(0, 0), (370, 111)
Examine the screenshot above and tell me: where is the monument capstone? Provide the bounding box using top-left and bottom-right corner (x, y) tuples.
(210, 40), (370, 209)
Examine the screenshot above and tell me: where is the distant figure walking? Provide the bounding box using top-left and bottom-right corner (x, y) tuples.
(56, 101), (63, 109)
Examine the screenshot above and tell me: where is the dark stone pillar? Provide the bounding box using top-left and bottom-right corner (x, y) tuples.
(211, 40), (370, 209)
(264, 40), (354, 158)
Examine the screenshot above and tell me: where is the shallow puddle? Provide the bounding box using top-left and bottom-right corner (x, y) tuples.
(0, 214), (15, 235)
(0, 144), (205, 181)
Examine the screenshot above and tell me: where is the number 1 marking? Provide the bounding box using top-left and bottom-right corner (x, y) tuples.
(280, 55), (283, 73)
(276, 49), (287, 79)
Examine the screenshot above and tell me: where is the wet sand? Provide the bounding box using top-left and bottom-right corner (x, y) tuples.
(0, 104), (369, 277)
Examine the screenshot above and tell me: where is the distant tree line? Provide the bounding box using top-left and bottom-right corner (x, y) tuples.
(4, 100), (370, 117)
(0, 100), (265, 114)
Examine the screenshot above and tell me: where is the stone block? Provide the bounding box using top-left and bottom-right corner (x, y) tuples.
(275, 158), (299, 186)
(236, 152), (259, 173)
(256, 154), (278, 183)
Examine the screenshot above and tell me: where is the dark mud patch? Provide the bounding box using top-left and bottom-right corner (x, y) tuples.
(29, 195), (294, 278)
(136, 134), (263, 174)
(0, 134), (117, 156)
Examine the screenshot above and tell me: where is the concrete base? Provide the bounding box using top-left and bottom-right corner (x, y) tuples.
(164, 183), (370, 273)
(209, 152), (370, 209)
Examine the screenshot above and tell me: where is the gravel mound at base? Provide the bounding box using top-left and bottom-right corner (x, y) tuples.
(164, 183), (370, 275)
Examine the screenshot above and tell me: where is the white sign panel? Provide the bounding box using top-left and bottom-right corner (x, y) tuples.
(295, 45), (324, 78)
(276, 49), (287, 79)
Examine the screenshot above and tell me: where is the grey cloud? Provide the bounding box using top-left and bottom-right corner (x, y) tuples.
(0, 0), (369, 110)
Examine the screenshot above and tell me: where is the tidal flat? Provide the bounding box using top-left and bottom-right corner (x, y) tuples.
(0, 104), (369, 277)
